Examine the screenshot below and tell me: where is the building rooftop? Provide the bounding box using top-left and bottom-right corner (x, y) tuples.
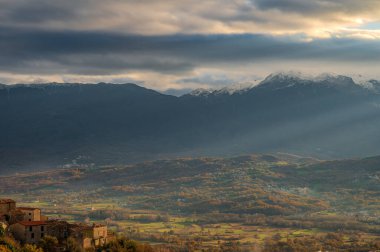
(70, 223), (93, 231)
(0, 199), (15, 204)
(92, 223), (106, 228)
(18, 221), (47, 226)
(69, 223), (106, 232)
(17, 207), (40, 211)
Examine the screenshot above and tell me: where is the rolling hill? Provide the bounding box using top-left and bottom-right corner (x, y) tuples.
(1, 153), (379, 228)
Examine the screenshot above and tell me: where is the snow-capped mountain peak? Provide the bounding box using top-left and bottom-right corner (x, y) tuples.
(188, 82), (257, 97)
(214, 82), (256, 95)
(188, 88), (213, 97)
(257, 72), (363, 91)
(313, 73), (354, 84)
(261, 71), (312, 83)
(187, 72), (380, 97)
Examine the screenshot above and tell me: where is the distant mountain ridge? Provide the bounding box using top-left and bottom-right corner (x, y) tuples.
(1, 73), (380, 173)
(187, 72), (375, 97)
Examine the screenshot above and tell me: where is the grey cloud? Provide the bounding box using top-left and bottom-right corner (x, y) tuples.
(0, 27), (196, 74)
(178, 74), (238, 86)
(2, 0), (380, 36)
(252, 0), (377, 16)
(252, 0), (331, 14)
(2, 3), (75, 23)
(1, 26), (380, 75)
(0, 0), (88, 24)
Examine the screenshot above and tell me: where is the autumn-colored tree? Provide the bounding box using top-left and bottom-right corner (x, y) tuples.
(37, 236), (58, 252)
(0, 237), (19, 252)
(102, 237), (154, 252)
(0, 226), (5, 237)
(19, 244), (43, 252)
(272, 233), (282, 241)
(0, 246), (11, 252)
(66, 237), (84, 252)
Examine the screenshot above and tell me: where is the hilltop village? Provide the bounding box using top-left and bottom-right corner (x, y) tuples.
(0, 198), (114, 251)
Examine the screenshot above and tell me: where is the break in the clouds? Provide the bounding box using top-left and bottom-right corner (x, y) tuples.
(1, 0), (380, 90)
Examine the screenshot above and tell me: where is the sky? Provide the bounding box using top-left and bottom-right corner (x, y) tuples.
(2, 0), (380, 92)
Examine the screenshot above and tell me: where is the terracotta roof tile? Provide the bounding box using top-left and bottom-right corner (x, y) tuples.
(18, 221), (47, 226)
(17, 207), (40, 211)
(0, 199), (15, 204)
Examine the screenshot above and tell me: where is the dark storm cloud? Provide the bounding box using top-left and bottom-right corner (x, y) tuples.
(252, 0), (373, 15)
(0, 0), (92, 24)
(2, 3), (74, 23)
(2, 0), (380, 36)
(1, 26), (380, 75)
(253, 0), (329, 13)
(178, 74), (236, 86)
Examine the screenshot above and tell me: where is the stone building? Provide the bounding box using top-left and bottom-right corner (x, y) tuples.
(17, 207), (41, 221)
(10, 221), (48, 244)
(46, 220), (70, 243)
(69, 223), (109, 249)
(0, 199), (16, 214)
(2, 199), (114, 250)
(0, 199), (24, 224)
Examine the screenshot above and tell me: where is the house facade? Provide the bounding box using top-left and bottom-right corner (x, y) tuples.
(17, 207), (41, 221)
(10, 221), (48, 244)
(69, 223), (110, 249)
(2, 198), (114, 250)
(0, 199), (16, 215)
(0, 199), (25, 224)
(46, 220), (70, 243)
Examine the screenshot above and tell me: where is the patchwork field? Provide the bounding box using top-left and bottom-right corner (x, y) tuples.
(2, 154), (380, 250)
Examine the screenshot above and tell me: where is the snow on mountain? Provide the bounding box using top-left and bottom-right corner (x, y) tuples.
(188, 88), (213, 97)
(261, 71), (311, 83)
(252, 72), (374, 93)
(214, 82), (257, 95)
(314, 73), (355, 85)
(255, 72), (314, 91)
(187, 82), (257, 97)
(361, 80), (380, 92)
(187, 72), (380, 97)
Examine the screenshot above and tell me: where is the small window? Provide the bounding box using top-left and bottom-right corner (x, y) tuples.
(41, 226), (44, 231)
(29, 226), (32, 232)
(41, 233), (44, 238)
(29, 213), (31, 215)
(29, 219), (31, 221)
(31, 233), (34, 239)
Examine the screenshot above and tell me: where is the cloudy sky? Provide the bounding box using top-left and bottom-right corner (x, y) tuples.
(2, 0), (380, 91)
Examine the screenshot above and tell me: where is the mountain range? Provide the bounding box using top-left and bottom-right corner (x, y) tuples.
(1, 73), (380, 173)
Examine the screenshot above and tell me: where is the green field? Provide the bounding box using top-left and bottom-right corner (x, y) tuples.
(2, 154), (380, 250)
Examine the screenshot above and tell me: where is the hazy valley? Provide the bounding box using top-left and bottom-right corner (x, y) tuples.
(2, 73), (380, 173)
(3, 1), (380, 251)
(1, 153), (380, 250)
(2, 74), (380, 251)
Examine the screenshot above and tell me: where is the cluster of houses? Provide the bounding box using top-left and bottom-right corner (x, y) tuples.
(0, 198), (114, 250)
